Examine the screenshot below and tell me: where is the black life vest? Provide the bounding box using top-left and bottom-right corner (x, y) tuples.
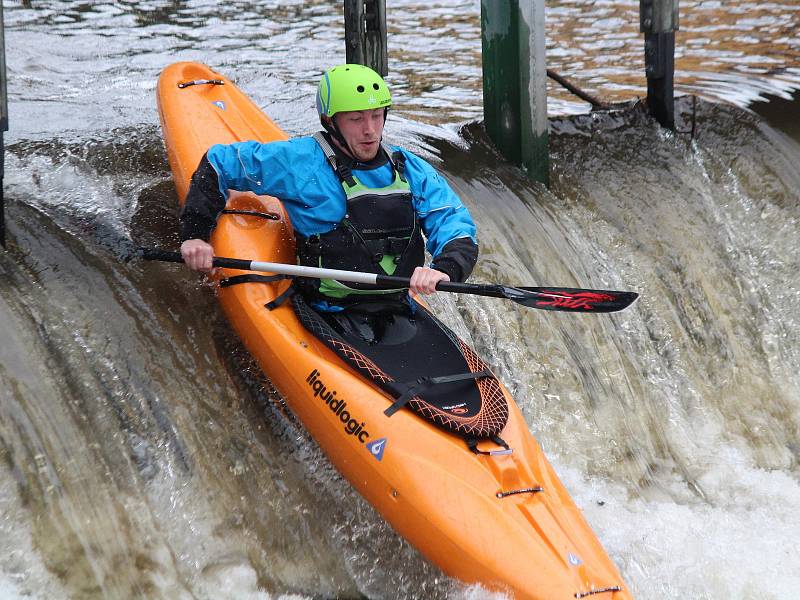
(294, 132), (426, 303)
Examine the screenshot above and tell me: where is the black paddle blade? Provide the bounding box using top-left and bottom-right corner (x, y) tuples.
(501, 287), (639, 313)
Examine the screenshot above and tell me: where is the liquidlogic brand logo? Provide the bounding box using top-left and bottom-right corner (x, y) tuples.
(366, 438), (387, 461)
(307, 369), (378, 450)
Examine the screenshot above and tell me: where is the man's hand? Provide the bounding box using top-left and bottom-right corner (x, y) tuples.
(180, 239), (216, 274)
(409, 266), (450, 295)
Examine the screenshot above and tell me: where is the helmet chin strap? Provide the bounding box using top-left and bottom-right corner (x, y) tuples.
(321, 115), (356, 159)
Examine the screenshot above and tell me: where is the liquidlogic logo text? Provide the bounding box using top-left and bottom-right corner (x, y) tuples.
(306, 369), (372, 445)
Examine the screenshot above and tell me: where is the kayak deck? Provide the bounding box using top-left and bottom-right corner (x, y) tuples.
(156, 61), (632, 600)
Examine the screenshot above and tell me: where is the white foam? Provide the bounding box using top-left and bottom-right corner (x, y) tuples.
(555, 445), (800, 600)
(0, 467), (69, 600)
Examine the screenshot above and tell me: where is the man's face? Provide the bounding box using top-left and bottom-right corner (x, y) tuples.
(333, 108), (386, 161)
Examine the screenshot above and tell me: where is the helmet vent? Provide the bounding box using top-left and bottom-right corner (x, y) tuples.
(357, 85), (365, 93)
(373, 83), (380, 90)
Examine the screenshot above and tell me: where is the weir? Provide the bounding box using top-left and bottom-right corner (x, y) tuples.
(4, 95), (799, 599)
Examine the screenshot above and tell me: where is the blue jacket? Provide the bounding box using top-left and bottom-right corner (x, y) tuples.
(179, 134), (479, 283)
(204, 137), (476, 258)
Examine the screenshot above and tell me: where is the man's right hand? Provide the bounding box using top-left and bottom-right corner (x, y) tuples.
(180, 239), (216, 273)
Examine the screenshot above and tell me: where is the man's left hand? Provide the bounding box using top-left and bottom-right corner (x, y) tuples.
(409, 266), (450, 295)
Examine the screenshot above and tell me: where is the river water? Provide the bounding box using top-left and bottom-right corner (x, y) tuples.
(2, 1), (800, 599)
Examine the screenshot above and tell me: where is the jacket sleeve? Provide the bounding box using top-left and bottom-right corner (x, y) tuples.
(179, 153), (226, 242)
(179, 141), (290, 241)
(399, 150), (479, 282)
(179, 139), (332, 241)
(430, 237), (479, 283)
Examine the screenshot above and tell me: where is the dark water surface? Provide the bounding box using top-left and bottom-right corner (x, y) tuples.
(2, 1), (800, 599)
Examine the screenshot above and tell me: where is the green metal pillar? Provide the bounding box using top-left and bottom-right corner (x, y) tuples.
(481, 0), (549, 186)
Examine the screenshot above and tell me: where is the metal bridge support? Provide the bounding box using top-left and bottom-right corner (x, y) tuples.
(344, 0), (388, 76)
(480, 0), (549, 186)
(640, 0), (679, 130)
(1, 1), (7, 248)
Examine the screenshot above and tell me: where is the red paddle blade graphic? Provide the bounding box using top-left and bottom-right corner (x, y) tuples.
(510, 287), (639, 313)
(537, 290), (617, 310)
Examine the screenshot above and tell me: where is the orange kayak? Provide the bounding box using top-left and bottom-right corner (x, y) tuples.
(156, 61), (633, 600)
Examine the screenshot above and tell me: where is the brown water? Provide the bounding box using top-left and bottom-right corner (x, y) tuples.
(2, 1), (800, 599)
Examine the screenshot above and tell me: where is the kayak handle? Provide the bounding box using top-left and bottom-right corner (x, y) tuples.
(496, 486), (544, 499)
(178, 79), (225, 89)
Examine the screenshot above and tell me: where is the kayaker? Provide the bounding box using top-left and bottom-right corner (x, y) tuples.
(179, 63), (478, 309)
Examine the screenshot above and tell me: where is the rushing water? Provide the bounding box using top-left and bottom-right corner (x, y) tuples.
(2, 1), (800, 599)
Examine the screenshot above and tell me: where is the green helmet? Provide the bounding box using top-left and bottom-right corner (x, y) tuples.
(316, 64), (392, 118)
